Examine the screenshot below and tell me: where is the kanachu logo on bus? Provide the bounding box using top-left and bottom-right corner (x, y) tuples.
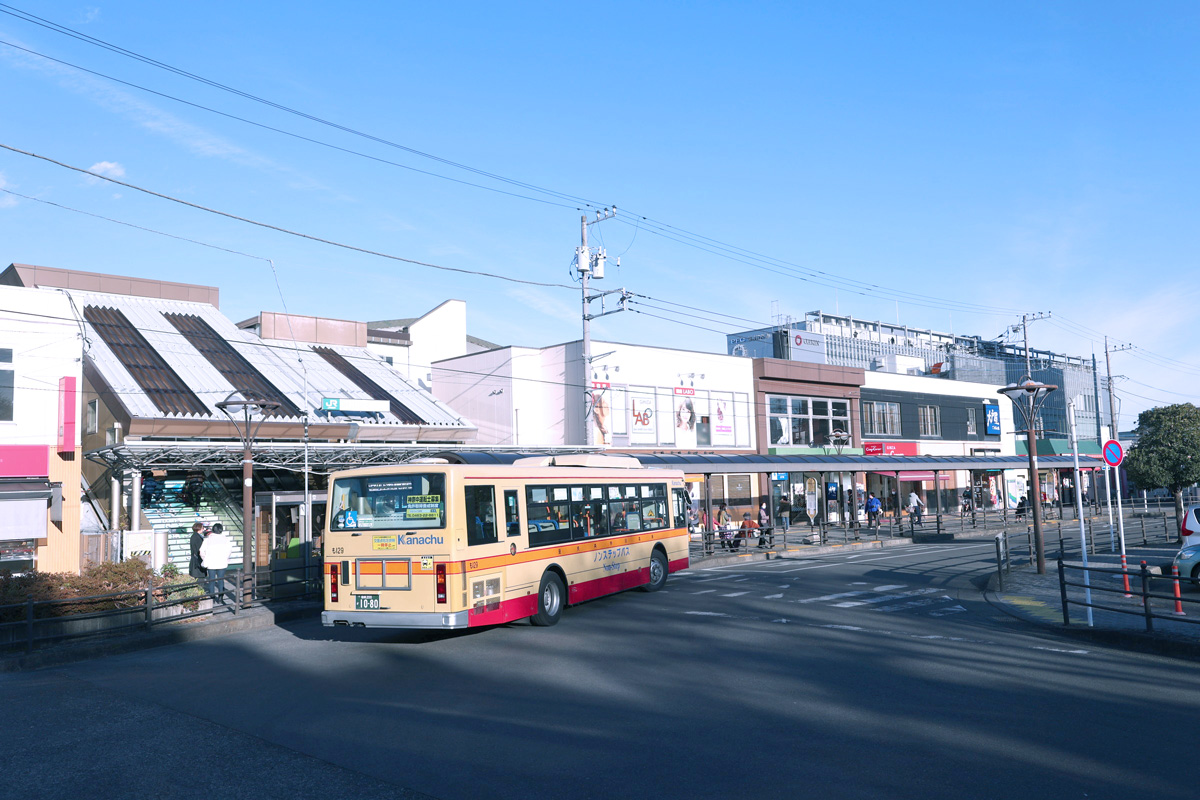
(402, 534), (444, 545)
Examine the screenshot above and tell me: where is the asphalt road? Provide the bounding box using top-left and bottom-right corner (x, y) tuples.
(4, 542), (1197, 800)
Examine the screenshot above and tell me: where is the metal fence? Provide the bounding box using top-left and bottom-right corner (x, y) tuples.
(1058, 560), (1200, 631)
(993, 512), (1180, 592)
(0, 560), (323, 654)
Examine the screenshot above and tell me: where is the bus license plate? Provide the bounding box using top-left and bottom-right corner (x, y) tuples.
(355, 594), (380, 610)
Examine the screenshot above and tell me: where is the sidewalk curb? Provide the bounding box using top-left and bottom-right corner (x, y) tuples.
(0, 601), (321, 673)
(983, 573), (1200, 660)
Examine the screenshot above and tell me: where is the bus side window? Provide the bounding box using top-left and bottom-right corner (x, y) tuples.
(504, 490), (520, 537)
(465, 485), (498, 546)
(673, 489), (689, 529)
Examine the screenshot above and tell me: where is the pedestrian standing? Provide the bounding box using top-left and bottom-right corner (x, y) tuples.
(188, 522), (207, 585)
(777, 496), (791, 534)
(717, 503), (732, 549)
(200, 522), (234, 604)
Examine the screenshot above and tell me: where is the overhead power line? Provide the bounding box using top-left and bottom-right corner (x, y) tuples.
(0, 4), (1034, 319)
(0, 142), (577, 292)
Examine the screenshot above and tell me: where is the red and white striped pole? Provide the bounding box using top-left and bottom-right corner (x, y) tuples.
(1121, 554), (1132, 598)
(1172, 565), (1185, 616)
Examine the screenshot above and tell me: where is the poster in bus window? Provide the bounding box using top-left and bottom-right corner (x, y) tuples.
(710, 391), (735, 447)
(629, 391), (657, 445)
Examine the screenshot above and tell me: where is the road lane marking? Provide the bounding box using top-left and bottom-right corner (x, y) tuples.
(929, 605), (968, 616)
(873, 584), (907, 592)
(796, 591), (868, 604)
(691, 589), (716, 594)
(721, 591), (750, 597)
(764, 593), (783, 599)
(834, 588), (941, 607)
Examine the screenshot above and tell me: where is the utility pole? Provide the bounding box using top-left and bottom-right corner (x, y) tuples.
(578, 207), (630, 446)
(1013, 311), (1051, 536)
(1105, 336), (1134, 556)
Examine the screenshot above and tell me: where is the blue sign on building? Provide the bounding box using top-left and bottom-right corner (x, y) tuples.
(984, 404), (1001, 435)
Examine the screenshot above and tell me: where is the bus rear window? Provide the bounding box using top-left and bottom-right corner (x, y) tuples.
(329, 473), (446, 531)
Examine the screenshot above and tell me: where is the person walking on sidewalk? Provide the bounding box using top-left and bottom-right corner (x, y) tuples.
(200, 522), (234, 604)
(865, 493), (882, 530)
(908, 491), (925, 527)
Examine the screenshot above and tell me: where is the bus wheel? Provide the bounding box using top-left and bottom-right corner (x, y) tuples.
(643, 550), (668, 592)
(531, 572), (565, 626)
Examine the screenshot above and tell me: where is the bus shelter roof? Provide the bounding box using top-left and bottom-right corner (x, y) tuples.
(437, 451), (1096, 474)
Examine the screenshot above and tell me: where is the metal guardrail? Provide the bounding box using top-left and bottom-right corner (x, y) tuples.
(1058, 559), (1200, 631)
(0, 560), (323, 654)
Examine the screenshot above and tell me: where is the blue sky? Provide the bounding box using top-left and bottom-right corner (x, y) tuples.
(1, 2), (1197, 430)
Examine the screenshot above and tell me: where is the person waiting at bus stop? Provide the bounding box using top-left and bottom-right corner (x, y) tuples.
(734, 512), (758, 553)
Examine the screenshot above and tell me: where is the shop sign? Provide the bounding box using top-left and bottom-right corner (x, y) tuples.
(0, 445), (50, 478)
(673, 387), (695, 396)
(863, 441), (919, 456)
(984, 404), (1001, 435)
(770, 472), (788, 481)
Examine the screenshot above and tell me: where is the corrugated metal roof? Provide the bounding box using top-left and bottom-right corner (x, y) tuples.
(70, 290), (475, 433)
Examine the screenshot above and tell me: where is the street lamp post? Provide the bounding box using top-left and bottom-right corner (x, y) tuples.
(216, 391), (280, 607)
(998, 379), (1057, 574)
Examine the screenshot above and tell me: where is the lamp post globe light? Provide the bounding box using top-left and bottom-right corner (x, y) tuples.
(215, 391), (280, 606)
(998, 379), (1058, 574)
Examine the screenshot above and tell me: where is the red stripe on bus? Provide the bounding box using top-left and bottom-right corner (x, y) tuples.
(467, 593), (538, 627)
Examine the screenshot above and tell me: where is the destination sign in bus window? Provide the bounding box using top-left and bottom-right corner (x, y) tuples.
(330, 473), (446, 530)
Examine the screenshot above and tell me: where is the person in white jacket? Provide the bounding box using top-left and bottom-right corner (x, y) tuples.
(199, 523), (234, 603)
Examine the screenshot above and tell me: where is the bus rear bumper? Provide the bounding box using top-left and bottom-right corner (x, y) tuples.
(321, 610), (470, 629)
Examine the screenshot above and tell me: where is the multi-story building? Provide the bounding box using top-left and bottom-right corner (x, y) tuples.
(728, 311), (1108, 445)
(0, 279), (84, 573)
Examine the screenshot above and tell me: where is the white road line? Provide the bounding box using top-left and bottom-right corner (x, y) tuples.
(692, 589), (717, 595)
(686, 611), (731, 617)
(796, 591), (868, 604)
(875, 596), (950, 613)
(764, 593), (784, 599)
(873, 584), (907, 592)
(721, 591), (750, 597)
(929, 605), (967, 616)
(833, 588), (941, 607)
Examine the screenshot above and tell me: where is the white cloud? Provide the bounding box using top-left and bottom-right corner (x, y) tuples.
(0, 33), (338, 195)
(87, 161), (125, 179)
(78, 8), (101, 24)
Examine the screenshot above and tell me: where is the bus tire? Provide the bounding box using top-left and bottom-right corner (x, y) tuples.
(643, 549), (668, 592)
(531, 572), (565, 626)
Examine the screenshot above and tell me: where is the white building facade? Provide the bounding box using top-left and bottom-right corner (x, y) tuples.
(434, 340), (757, 451)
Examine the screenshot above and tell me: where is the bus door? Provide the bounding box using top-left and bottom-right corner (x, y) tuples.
(463, 482), (514, 618)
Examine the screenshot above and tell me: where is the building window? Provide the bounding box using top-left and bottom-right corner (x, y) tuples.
(918, 405), (941, 437)
(86, 399), (99, 435)
(861, 401), (900, 436)
(767, 394), (851, 446)
(0, 347), (12, 422)
(966, 407), (977, 436)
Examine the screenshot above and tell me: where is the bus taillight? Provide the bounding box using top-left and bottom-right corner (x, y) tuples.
(330, 563), (339, 603)
(436, 563), (447, 604)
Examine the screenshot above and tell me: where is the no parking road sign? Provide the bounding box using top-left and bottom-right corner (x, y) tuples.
(1103, 439), (1124, 467)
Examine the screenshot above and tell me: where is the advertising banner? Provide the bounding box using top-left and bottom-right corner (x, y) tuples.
(985, 404), (1001, 435)
(629, 392), (657, 445)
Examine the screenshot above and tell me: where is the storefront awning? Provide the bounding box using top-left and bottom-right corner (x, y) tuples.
(873, 471), (952, 482)
(0, 482), (51, 540)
